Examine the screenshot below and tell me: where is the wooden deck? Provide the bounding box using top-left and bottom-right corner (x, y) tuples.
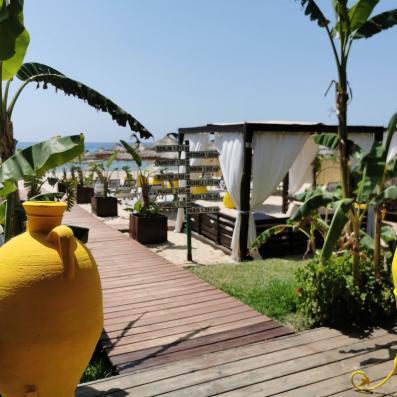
(77, 324), (397, 396)
(64, 206), (291, 374)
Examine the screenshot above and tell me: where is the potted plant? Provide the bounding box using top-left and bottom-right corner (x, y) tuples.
(71, 164), (95, 204)
(57, 167), (69, 193)
(120, 139), (167, 244)
(90, 152), (118, 217)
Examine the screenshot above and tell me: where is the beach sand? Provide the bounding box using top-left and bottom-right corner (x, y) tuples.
(78, 203), (232, 267)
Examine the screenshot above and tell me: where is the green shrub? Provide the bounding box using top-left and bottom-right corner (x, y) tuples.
(80, 346), (115, 383)
(295, 253), (395, 328)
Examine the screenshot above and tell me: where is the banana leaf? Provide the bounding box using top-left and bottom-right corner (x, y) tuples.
(300, 0), (330, 27)
(354, 9), (397, 39)
(105, 150), (119, 170)
(290, 191), (335, 222)
(29, 192), (64, 202)
(120, 139), (143, 167)
(313, 133), (362, 157)
(320, 198), (353, 261)
(349, 0), (380, 33)
(360, 230), (374, 252)
(14, 63), (151, 139)
(371, 186), (397, 206)
(314, 133), (339, 150)
(0, 0), (29, 80)
(251, 224), (309, 251)
(381, 225), (396, 246)
(355, 140), (386, 201)
(0, 199), (5, 224)
(0, 134), (84, 197)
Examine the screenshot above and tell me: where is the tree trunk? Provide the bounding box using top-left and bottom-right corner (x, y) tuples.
(0, 117), (16, 161)
(336, 69), (360, 284)
(373, 205), (382, 280)
(0, 118), (23, 241)
(352, 216), (360, 286)
(336, 75), (350, 198)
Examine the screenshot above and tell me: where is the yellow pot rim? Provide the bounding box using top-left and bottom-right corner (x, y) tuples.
(23, 201), (67, 217)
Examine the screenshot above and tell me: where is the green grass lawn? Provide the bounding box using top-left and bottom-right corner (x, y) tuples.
(188, 258), (309, 331)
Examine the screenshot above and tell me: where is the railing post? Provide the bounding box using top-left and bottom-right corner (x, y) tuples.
(239, 124), (253, 261)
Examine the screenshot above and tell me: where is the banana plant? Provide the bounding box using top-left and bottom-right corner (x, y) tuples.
(89, 151), (119, 198)
(0, 1), (151, 162)
(0, 134), (84, 241)
(120, 139), (159, 215)
(299, 0), (397, 282)
(253, 112), (397, 281)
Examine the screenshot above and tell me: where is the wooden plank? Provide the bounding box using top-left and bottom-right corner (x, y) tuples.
(187, 207), (219, 214)
(65, 205), (289, 376)
(168, 333), (396, 397)
(155, 159), (189, 166)
(111, 329), (394, 397)
(118, 326), (291, 373)
(104, 299), (243, 329)
(104, 306), (259, 338)
(114, 322), (290, 370)
(76, 327), (363, 396)
(106, 316), (268, 356)
(111, 321), (306, 367)
(102, 289), (226, 315)
(276, 357), (397, 396)
(155, 144), (189, 152)
(104, 311), (265, 348)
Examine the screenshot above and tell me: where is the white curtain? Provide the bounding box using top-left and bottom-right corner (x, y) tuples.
(174, 133), (210, 232)
(248, 132), (309, 253)
(288, 135), (318, 195)
(350, 133), (374, 155)
(214, 132), (244, 260)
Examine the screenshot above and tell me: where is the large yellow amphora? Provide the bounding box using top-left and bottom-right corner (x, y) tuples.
(0, 202), (103, 397)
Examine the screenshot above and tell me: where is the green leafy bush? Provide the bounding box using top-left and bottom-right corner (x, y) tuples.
(295, 253), (395, 328)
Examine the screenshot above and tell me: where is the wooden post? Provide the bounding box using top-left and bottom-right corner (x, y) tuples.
(282, 173), (289, 214)
(239, 123), (253, 261)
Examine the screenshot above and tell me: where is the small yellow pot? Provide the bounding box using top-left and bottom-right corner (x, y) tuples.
(191, 186), (208, 195)
(0, 202), (103, 397)
(167, 180), (179, 188)
(223, 192), (235, 209)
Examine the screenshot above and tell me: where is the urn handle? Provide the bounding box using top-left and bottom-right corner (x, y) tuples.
(46, 225), (77, 279)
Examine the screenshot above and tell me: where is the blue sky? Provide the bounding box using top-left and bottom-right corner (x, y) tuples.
(12, 0), (397, 142)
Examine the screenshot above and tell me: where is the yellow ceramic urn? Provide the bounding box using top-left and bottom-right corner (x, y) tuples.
(0, 202), (103, 397)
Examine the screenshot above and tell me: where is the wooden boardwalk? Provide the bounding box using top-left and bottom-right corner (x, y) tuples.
(77, 324), (397, 396)
(64, 206), (291, 374)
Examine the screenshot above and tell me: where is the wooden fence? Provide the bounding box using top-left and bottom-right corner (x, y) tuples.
(187, 210), (312, 258)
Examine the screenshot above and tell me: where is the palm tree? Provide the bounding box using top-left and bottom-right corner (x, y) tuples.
(299, 0), (397, 283)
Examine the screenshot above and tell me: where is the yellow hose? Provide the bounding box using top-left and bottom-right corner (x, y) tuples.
(351, 355), (397, 392)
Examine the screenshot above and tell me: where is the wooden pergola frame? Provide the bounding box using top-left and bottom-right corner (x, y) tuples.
(178, 121), (386, 261)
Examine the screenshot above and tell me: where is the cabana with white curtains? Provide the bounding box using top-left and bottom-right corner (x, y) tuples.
(177, 122), (386, 261)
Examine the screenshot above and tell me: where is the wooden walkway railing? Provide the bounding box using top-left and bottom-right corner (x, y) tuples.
(64, 206), (292, 374)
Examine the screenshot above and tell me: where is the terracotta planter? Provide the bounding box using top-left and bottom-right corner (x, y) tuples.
(129, 213), (167, 244)
(91, 196), (118, 217)
(76, 185), (94, 204)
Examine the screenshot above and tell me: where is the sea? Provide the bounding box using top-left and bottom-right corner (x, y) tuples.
(18, 141), (152, 171)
